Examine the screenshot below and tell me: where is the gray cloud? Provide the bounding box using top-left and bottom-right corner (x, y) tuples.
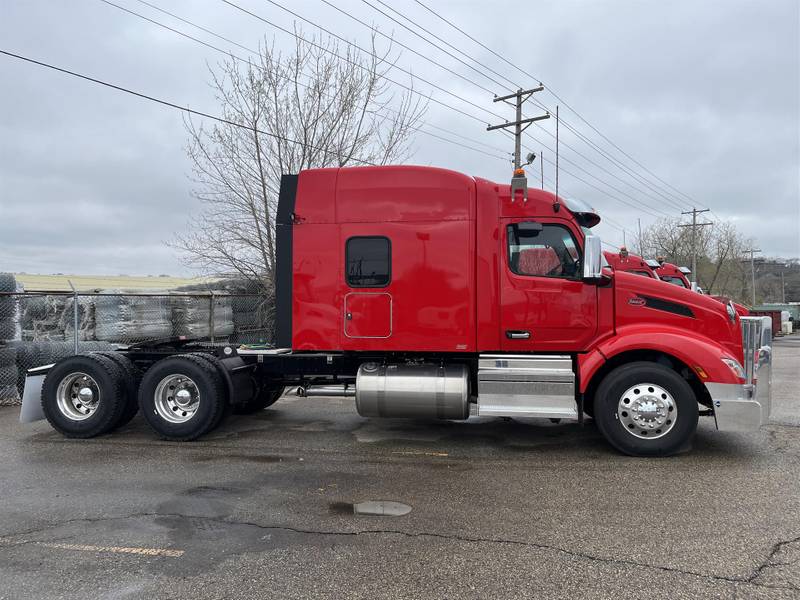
(0, 0), (797, 276)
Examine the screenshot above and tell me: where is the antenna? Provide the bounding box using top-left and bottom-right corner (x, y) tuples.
(555, 105), (560, 212)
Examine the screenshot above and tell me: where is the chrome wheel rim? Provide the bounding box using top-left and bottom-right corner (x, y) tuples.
(154, 374), (200, 424)
(56, 372), (100, 421)
(617, 383), (677, 440)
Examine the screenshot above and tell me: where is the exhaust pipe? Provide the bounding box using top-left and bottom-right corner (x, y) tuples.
(296, 384), (356, 398)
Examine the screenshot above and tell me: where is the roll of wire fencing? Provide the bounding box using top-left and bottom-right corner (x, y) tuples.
(0, 289), (274, 406)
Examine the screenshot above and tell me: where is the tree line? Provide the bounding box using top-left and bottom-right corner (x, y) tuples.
(636, 219), (795, 305)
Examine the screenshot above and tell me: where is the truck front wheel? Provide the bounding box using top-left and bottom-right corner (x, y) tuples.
(594, 362), (698, 457)
(138, 355), (226, 441)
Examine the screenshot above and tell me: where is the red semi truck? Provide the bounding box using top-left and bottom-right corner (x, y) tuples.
(655, 260), (750, 316)
(603, 248), (661, 279)
(22, 166), (772, 457)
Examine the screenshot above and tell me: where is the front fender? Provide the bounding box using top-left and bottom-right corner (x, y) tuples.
(578, 325), (742, 392)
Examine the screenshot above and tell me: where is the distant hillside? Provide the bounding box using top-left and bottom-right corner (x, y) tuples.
(14, 273), (219, 292)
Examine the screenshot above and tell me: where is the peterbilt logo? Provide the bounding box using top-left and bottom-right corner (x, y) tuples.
(628, 297), (646, 306)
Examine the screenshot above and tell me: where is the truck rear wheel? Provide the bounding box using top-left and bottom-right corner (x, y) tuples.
(93, 351), (141, 429)
(41, 354), (126, 438)
(184, 352), (231, 430)
(137, 354), (226, 441)
(594, 361), (698, 457)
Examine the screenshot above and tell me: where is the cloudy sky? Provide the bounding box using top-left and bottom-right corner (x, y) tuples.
(0, 0), (798, 276)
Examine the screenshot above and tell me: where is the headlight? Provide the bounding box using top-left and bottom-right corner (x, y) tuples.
(726, 301), (737, 323)
(721, 357), (745, 379)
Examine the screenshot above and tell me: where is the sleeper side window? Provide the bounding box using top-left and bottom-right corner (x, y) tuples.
(346, 236), (391, 287)
(507, 222), (581, 278)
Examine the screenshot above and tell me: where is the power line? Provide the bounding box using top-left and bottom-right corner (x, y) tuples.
(221, 0), (505, 125)
(107, 0), (673, 224)
(358, 0), (518, 93)
(230, 0), (677, 219)
(104, 0), (511, 163)
(410, 0), (699, 211)
(0, 48), (380, 165)
(320, 0), (682, 214)
(523, 143), (667, 218)
(315, 0), (503, 97)
(2, 45), (632, 246)
(352, 0), (694, 214)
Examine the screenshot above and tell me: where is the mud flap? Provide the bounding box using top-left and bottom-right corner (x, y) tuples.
(19, 365), (52, 423)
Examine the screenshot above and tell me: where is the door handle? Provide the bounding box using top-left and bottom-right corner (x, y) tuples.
(346, 312), (353, 320)
(506, 330), (530, 340)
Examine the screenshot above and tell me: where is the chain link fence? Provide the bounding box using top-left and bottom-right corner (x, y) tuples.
(0, 287), (274, 406)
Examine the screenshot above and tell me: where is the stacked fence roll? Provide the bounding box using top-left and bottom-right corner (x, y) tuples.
(0, 290), (272, 405)
(94, 293), (173, 342)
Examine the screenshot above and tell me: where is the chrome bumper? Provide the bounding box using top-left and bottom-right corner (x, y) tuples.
(710, 316), (772, 431)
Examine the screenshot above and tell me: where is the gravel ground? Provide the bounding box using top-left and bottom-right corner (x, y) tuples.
(0, 337), (798, 599)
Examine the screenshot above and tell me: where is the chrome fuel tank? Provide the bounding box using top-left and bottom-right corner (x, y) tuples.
(355, 363), (470, 419)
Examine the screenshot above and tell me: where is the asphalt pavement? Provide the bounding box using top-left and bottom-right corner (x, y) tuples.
(0, 338), (798, 599)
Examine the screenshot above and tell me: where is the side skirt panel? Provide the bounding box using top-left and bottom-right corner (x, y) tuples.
(477, 354), (578, 419)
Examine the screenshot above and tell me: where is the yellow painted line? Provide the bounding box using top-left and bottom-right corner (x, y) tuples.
(37, 542), (184, 557)
(391, 450), (449, 457)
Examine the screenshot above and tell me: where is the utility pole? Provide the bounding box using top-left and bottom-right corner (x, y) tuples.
(622, 230), (626, 248)
(781, 271), (786, 303)
(678, 208), (712, 290)
(745, 247), (762, 306)
(487, 87), (549, 201)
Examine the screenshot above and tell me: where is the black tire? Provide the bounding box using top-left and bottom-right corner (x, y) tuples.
(137, 354), (226, 441)
(41, 354), (126, 438)
(94, 351), (141, 429)
(184, 353), (231, 429)
(233, 383), (284, 415)
(594, 362), (698, 457)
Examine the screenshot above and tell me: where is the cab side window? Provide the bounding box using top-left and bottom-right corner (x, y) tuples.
(346, 236), (391, 287)
(507, 223), (581, 278)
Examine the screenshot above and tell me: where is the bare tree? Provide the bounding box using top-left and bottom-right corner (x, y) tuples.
(637, 217), (711, 269)
(637, 218), (750, 301)
(173, 31), (427, 288)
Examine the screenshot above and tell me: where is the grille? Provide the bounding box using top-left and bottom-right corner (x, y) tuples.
(740, 317), (763, 387)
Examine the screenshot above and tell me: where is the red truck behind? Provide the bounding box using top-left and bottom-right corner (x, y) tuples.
(603, 248), (661, 279)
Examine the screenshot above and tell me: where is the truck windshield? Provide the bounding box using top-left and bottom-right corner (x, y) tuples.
(661, 275), (689, 288)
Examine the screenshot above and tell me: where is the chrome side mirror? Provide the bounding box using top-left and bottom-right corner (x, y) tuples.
(583, 234), (603, 280)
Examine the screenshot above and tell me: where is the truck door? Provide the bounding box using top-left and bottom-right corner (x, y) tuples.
(500, 219), (598, 351)
(341, 235), (392, 339)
